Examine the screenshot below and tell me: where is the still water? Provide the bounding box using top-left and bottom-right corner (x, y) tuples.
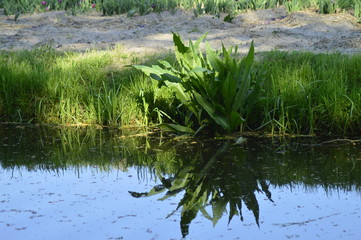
(1, 125), (360, 240)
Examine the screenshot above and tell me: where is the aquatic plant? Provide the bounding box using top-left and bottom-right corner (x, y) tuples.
(132, 33), (265, 134)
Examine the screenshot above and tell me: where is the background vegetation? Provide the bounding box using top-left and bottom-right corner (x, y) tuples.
(0, 0), (360, 20)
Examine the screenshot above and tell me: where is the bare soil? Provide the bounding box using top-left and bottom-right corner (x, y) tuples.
(1, 7), (360, 55)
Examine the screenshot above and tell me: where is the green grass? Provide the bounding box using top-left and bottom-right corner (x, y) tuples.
(259, 51), (361, 135)
(1, 0), (360, 20)
(0, 43), (360, 135)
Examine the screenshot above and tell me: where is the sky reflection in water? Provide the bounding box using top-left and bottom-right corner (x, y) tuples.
(1, 167), (360, 240)
(0, 126), (360, 239)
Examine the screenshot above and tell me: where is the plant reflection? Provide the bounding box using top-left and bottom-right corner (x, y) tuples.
(1, 125), (361, 237)
(129, 140), (273, 237)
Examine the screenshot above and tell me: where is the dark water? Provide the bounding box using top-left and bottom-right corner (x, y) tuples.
(1, 125), (361, 240)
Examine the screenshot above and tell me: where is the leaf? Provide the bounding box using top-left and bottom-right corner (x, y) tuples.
(228, 199), (239, 225)
(232, 41), (255, 112)
(149, 73), (162, 81)
(222, 73), (236, 111)
(189, 67), (212, 74)
(132, 65), (162, 77)
(211, 197), (228, 226)
(158, 123), (195, 134)
(180, 208), (198, 238)
(230, 111), (244, 131)
(243, 192), (260, 226)
(128, 184), (166, 198)
(165, 82), (194, 110)
(194, 92), (231, 132)
(205, 42), (225, 74)
(161, 73), (181, 83)
(172, 32), (189, 54)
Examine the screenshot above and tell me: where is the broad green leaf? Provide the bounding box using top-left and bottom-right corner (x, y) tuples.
(206, 42), (225, 74)
(132, 65), (163, 77)
(158, 123), (195, 134)
(230, 111), (244, 131)
(194, 92), (231, 131)
(158, 60), (175, 70)
(161, 73), (181, 83)
(165, 82), (191, 106)
(158, 188), (184, 201)
(232, 41), (255, 112)
(149, 73), (162, 81)
(169, 175), (190, 192)
(172, 32), (189, 54)
(222, 73), (236, 111)
(189, 67), (212, 74)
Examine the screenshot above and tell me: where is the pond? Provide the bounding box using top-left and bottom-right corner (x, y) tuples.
(1, 125), (361, 240)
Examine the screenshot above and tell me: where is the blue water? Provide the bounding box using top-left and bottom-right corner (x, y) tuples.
(1, 166), (360, 240)
(1, 126), (361, 239)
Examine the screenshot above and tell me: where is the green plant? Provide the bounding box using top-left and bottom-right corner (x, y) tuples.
(355, 1), (361, 21)
(318, 0), (337, 14)
(132, 33), (265, 134)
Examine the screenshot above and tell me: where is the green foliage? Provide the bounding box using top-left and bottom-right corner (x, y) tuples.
(133, 33), (265, 134)
(1, 0), (360, 19)
(223, 13), (235, 23)
(318, 0), (336, 14)
(260, 51), (361, 135)
(0, 43), (360, 135)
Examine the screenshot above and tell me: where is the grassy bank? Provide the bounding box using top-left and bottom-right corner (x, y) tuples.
(1, 0), (360, 20)
(0, 45), (360, 136)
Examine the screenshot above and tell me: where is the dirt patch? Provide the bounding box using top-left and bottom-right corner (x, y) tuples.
(0, 7), (360, 54)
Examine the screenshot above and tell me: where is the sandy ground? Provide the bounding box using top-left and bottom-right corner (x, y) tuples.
(0, 7), (361, 55)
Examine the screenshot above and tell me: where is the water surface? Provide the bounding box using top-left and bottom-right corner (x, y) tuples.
(1, 125), (360, 239)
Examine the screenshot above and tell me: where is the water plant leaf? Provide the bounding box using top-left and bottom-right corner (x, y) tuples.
(132, 33), (263, 134)
(211, 197), (228, 226)
(194, 92), (231, 131)
(228, 199), (239, 225)
(165, 82), (192, 108)
(159, 123), (195, 134)
(222, 73), (236, 111)
(160, 73), (181, 83)
(205, 42), (225, 74)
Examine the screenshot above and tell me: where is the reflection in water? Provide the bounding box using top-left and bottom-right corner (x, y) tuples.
(130, 141), (274, 237)
(1, 125), (361, 238)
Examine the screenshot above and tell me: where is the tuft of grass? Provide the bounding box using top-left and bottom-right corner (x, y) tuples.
(259, 51), (361, 136)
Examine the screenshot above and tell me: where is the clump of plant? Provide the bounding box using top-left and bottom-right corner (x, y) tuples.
(132, 33), (265, 134)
